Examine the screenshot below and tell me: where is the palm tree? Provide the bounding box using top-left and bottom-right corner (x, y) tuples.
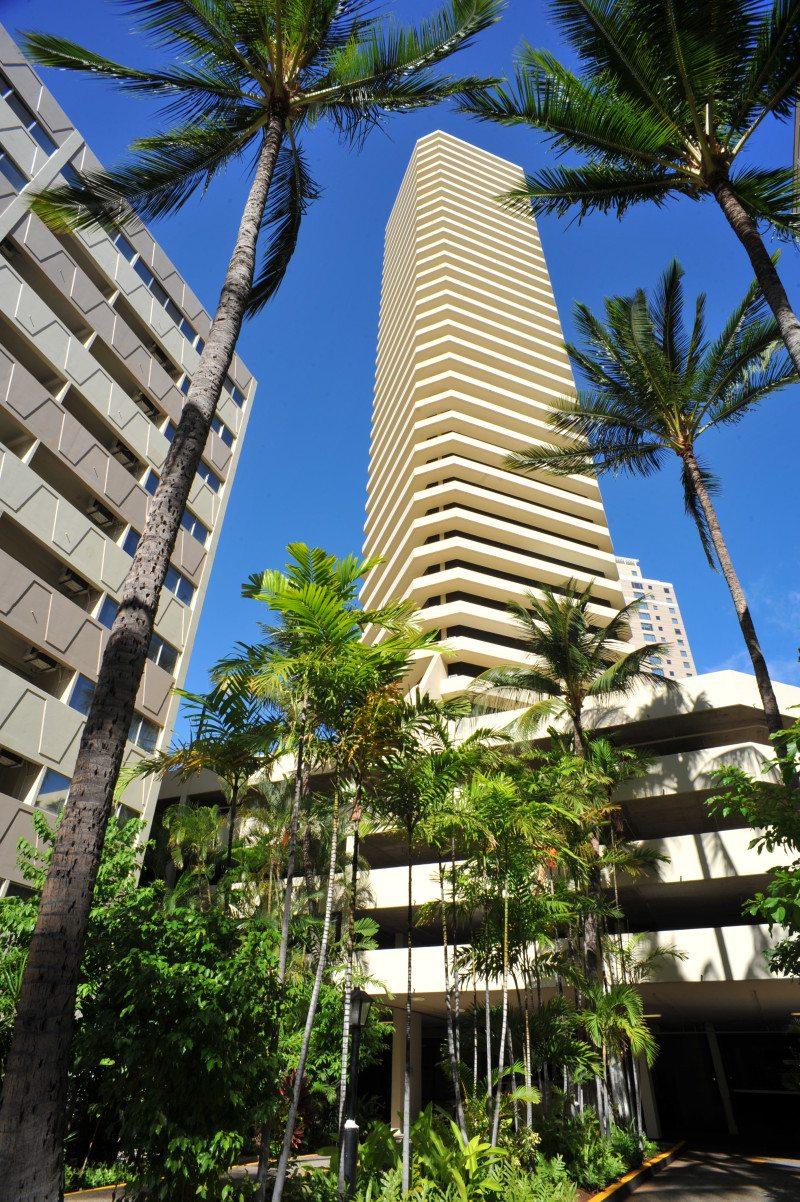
(580, 981), (656, 1133)
(124, 675), (279, 895)
(508, 262), (796, 738)
(475, 581), (673, 754)
(0, 4), (502, 1190)
(161, 801), (222, 909)
(219, 544), (434, 1201)
(463, 0), (800, 372)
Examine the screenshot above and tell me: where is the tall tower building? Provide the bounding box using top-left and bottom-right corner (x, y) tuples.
(361, 131), (626, 696)
(616, 557), (696, 679)
(0, 26), (255, 890)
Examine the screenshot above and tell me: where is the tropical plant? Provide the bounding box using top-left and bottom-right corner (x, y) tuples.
(126, 676), (280, 890)
(474, 582), (673, 754)
(161, 801), (222, 909)
(221, 545), (436, 1202)
(0, 2), (502, 1189)
(710, 716), (800, 974)
(463, 0), (800, 373)
(508, 261), (796, 737)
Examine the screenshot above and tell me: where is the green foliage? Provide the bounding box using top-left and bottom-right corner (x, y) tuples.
(64, 1162), (125, 1190)
(0, 814), (280, 1202)
(537, 1109), (654, 1191)
(497, 1155), (576, 1202)
(710, 723), (800, 975)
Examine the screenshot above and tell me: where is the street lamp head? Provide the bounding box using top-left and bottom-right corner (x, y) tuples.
(349, 988), (373, 1031)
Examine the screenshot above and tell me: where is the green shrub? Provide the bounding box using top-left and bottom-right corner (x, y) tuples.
(498, 1155), (577, 1202)
(64, 1163), (125, 1191)
(536, 1107), (652, 1190)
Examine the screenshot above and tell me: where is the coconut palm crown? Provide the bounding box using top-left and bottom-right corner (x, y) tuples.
(462, 0), (800, 373)
(507, 261), (797, 736)
(26, 0), (502, 309)
(475, 581), (674, 750)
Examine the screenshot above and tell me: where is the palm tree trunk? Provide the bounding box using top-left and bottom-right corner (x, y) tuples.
(439, 861), (467, 1138)
(223, 779), (240, 906)
(402, 836), (414, 1194)
(490, 888), (509, 1147)
(271, 789), (341, 1202)
(0, 115), (284, 1202)
(713, 178), (800, 376)
(256, 718), (307, 1202)
(683, 445), (784, 738)
(337, 814), (361, 1200)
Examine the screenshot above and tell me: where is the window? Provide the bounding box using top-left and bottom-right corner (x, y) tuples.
(164, 420), (177, 443)
(677, 637), (685, 645)
(211, 414), (234, 448)
(114, 231), (137, 263)
(179, 375), (191, 396)
(643, 634), (656, 643)
(196, 461), (221, 493)
(0, 147), (26, 192)
(640, 622), (653, 631)
(148, 631), (179, 674)
(69, 674), (95, 717)
(669, 670), (676, 677)
(122, 528), (141, 557)
(36, 769), (71, 814)
(223, 376), (246, 407)
(165, 565), (194, 605)
(97, 596), (119, 629)
(632, 582), (644, 591)
(129, 712), (159, 752)
(181, 509), (209, 545)
(0, 72), (57, 156)
(143, 469), (159, 496)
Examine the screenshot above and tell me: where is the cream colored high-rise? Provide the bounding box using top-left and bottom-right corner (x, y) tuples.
(361, 132), (625, 696)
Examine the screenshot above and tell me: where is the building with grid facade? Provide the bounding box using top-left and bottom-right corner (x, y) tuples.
(616, 556), (697, 679)
(0, 25), (255, 890)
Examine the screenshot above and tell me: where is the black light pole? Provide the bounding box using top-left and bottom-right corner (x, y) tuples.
(342, 988), (372, 1199)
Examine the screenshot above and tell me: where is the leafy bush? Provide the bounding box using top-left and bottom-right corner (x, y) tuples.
(64, 1163), (125, 1191)
(537, 1107), (652, 1190)
(498, 1156), (577, 1202)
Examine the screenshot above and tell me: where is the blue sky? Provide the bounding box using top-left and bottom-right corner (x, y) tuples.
(4, 0), (800, 722)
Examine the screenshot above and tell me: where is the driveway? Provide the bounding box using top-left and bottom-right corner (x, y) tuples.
(633, 1149), (800, 1201)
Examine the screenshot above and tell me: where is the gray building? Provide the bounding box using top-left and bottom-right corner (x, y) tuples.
(0, 25), (256, 890)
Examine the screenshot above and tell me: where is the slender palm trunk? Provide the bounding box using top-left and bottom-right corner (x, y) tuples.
(683, 446), (784, 738)
(256, 721), (307, 1202)
(0, 117), (284, 1202)
(271, 790), (341, 1202)
(439, 860), (467, 1137)
(223, 779), (240, 906)
(713, 178), (800, 377)
(337, 812), (361, 1200)
(402, 828), (414, 1195)
(490, 887), (509, 1147)
(450, 841), (463, 1070)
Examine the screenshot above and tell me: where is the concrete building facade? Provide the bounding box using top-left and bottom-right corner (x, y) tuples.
(361, 131), (627, 698)
(0, 25), (255, 890)
(616, 556), (697, 679)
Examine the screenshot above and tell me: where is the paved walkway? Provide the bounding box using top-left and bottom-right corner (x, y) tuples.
(634, 1149), (800, 1201)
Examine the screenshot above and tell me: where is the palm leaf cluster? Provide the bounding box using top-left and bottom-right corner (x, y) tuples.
(475, 581), (672, 742)
(464, 0), (800, 228)
(26, 0), (502, 310)
(510, 260), (797, 562)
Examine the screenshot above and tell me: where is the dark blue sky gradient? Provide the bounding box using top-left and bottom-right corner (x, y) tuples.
(3, 0), (800, 727)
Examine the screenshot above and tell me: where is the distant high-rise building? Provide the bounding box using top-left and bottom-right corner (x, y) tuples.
(615, 556), (696, 679)
(361, 131), (627, 695)
(0, 25), (255, 890)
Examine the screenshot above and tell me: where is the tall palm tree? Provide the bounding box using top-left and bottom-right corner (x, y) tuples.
(218, 544), (435, 1201)
(463, 0), (800, 372)
(508, 262), (797, 738)
(475, 581), (673, 753)
(0, 5), (501, 1192)
(161, 801), (221, 909)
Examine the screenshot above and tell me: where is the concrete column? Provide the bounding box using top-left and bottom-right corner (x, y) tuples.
(390, 1008), (422, 1130)
(637, 1055), (661, 1139)
(705, 1022), (738, 1137)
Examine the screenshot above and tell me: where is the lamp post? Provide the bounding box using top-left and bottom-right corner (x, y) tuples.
(341, 987), (373, 1199)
